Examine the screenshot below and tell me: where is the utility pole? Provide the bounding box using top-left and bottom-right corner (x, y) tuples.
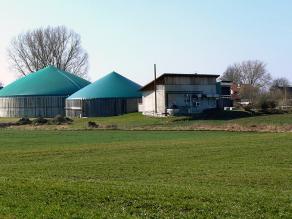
(285, 85), (287, 108)
(154, 64), (157, 114)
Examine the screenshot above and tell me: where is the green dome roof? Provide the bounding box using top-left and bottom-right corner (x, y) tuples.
(0, 66), (90, 97)
(67, 71), (142, 99)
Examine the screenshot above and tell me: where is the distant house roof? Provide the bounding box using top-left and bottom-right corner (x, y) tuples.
(275, 86), (292, 93)
(67, 71), (142, 100)
(140, 73), (220, 91)
(220, 80), (232, 83)
(0, 66), (90, 97)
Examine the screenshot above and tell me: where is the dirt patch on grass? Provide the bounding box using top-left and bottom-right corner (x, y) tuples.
(0, 122), (15, 128)
(3, 122), (292, 132)
(5, 122), (292, 132)
(189, 124), (289, 132)
(127, 123), (292, 133)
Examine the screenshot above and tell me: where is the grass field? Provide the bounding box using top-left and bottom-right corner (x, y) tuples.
(0, 129), (291, 218)
(72, 112), (292, 129)
(2, 112), (292, 132)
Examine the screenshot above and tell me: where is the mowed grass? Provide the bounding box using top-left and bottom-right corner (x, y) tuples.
(2, 112), (292, 131)
(71, 112), (292, 128)
(0, 130), (291, 218)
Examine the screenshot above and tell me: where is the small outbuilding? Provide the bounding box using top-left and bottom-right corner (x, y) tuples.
(0, 66), (90, 117)
(66, 71), (142, 117)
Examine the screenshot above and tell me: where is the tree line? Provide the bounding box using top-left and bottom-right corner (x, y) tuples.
(221, 60), (291, 109)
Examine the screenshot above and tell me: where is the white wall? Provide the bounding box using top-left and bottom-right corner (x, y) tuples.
(140, 76), (219, 115)
(141, 85), (165, 115)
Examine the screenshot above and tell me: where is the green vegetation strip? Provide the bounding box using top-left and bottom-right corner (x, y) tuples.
(2, 112), (292, 132)
(0, 130), (291, 218)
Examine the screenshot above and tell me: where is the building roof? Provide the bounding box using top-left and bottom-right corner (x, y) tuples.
(0, 66), (90, 97)
(274, 86), (292, 93)
(67, 71), (142, 100)
(141, 73), (220, 91)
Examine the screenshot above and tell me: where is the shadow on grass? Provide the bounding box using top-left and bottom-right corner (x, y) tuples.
(173, 108), (291, 122)
(172, 109), (256, 122)
(195, 109), (254, 120)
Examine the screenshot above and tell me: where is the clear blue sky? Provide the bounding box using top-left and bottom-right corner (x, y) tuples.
(0, 0), (291, 85)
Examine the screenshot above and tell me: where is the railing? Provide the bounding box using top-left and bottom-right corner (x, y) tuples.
(220, 95), (231, 99)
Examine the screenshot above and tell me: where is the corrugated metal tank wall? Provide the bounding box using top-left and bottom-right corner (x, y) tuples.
(0, 96), (66, 117)
(65, 98), (139, 117)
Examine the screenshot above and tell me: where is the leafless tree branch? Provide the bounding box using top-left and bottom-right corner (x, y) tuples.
(7, 26), (89, 78)
(221, 60), (271, 89)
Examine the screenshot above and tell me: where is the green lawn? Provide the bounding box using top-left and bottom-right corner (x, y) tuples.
(59, 112), (292, 133)
(0, 130), (291, 218)
(72, 112), (292, 127)
(2, 112), (292, 131)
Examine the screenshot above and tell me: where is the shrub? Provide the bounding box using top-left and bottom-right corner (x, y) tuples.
(242, 104), (253, 112)
(255, 92), (279, 112)
(88, 121), (99, 128)
(259, 99), (277, 111)
(32, 117), (48, 125)
(260, 108), (287, 115)
(50, 115), (73, 125)
(16, 117), (32, 125)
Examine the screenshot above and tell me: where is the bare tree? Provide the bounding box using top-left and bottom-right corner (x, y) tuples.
(220, 63), (242, 84)
(221, 60), (271, 88)
(271, 77), (290, 88)
(240, 60), (271, 88)
(0, 81), (3, 88)
(7, 26), (88, 78)
(271, 77), (290, 106)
